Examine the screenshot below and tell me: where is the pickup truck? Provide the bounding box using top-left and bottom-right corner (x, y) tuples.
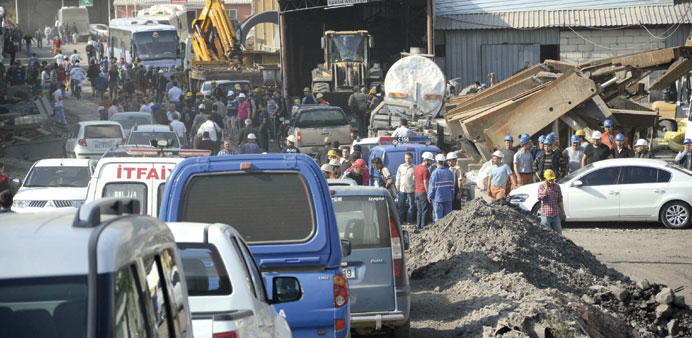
(159, 154), (351, 337)
(290, 105), (354, 155)
(168, 222), (293, 338)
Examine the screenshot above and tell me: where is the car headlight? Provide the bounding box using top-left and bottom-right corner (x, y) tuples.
(509, 194), (528, 204)
(13, 200), (30, 208)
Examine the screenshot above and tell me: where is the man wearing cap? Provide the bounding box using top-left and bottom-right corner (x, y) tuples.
(537, 169), (565, 234)
(240, 134), (262, 154)
(329, 159), (341, 179)
(282, 135), (300, 153)
(301, 87), (317, 105)
(487, 151), (514, 200)
(316, 137), (332, 165)
(414, 152), (434, 228)
(582, 131), (612, 167)
(563, 135), (585, 173)
(391, 119), (416, 139)
(396, 152), (416, 223)
(534, 134), (566, 181)
(446, 152), (465, 210)
(534, 135), (546, 161)
(316, 93), (329, 105)
(225, 91), (238, 138)
(633, 139), (655, 158)
(500, 135), (517, 192)
(97, 106), (107, 120)
(675, 138), (692, 169)
(513, 135), (535, 187)
(428, 154), (455, 223)
(237, 93), (251, 127)
(611, 134), (634, 159)
(343, 159), (367, 185)
(600, 119), (627, 149)
(320, 163), (333, 179)
(576, 130), (589, 148)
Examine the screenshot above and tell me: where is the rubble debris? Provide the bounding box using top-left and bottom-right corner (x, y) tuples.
(406, 198), (692, 337)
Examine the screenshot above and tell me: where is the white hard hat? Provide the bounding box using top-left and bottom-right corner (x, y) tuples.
(247, 133), (257, 140)
(592, 131), (602, 139)
(158, 69), (164, 74)
(492, 150), (504, 158)
(634, 139), (648, 147)
(238, 93), (246, 99)
(286, 135), (296, 143)
(227, 90), (235, 96)
(198, 104), (206, 110)
(97, 106), (105, 111)
(321, 163), (333, 172)
(422, 152), (434, 161)
(435, 154), (446, 162)
(446, 152), (458, 160)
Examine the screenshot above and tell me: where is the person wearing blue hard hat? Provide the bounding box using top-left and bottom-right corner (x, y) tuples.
(535, 134), (566, 181)
(499, 135), (518, 193)
(514, 135), (535, 187)
(481, 83), (489, 89)
(675, 138), (692, 169)
(611, 133), (633, 158)
(600, 119), (626, 150)
(563, 135), (585, 173)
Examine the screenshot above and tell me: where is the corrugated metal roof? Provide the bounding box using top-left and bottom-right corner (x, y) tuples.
(113, 0), (251, 5)
(436, 0), (672, 16)
(436, 4), (692, 30)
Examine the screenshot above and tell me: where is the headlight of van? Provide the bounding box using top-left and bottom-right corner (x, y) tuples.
(509, 194), (528, 204)
(13, 200), (30, 208)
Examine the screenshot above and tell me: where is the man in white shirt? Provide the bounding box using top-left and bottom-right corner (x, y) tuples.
(395, 152), (416, 224)
(391, 119), (416, 139)
(197, 114), (222, 142)
(168, 82), (182, 103)
(166, 104), (180, 122)
(170, 114), (187, 146)
(69, 50), (81, 65)
(53, 50), (65, 64)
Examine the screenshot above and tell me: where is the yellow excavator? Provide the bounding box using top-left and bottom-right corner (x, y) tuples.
(191, 0), (242, 66)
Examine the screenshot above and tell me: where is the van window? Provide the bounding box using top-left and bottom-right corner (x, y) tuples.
(103, 183), (147, 214)
(332, 196), (390, 249)
(143, 256), (174, 338)
(114, 266), (149, 338)
(157, 183), (166, 212)
(160, 250), (188, 336)
(177, 244), (232, 296)
(85, 125), (123, 138)
(180, 173), (316, 244)
(296, 109), (348, 127)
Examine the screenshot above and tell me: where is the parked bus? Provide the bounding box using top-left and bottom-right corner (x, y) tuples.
(108, 18), (180, 70)
(57, 6), (90, 41)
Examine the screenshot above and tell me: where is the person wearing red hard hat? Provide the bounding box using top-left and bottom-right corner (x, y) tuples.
(343, 158), (368, 185)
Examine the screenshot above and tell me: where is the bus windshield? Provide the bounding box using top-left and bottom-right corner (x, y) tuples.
(133, 30), (177, 61)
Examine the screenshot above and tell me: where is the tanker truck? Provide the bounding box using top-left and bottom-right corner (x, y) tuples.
(368, 53), (452, 149)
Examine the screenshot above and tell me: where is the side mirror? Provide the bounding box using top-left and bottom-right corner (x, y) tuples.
(271, 277), (302, 303)
(402, 230), (410, 251)
(572, 180), (583, 188)
(320, 37), (326, 50)
(368, 37), (374, 49)
(340, 239), (351, 257)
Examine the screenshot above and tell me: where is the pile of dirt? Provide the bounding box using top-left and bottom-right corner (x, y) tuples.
(406, 198), (692, 337)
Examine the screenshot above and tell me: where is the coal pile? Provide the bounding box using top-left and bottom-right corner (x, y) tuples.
(406, 198), (692, 337)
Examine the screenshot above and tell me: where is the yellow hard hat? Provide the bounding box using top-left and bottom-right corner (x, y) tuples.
(324, 137), (331, 144)
(369, 88), (376, 95)
(328, 150), (338, 157)
(304, 87), (311, 92)
(253, 88), (260, 93)
(316, 93), (324, 99)
(211, 80), (216, 84)
(196, 92), (203, 96)
(294, 99), (300, 104)
(103, 92), (110, 98)
(186, 91), (193, 97)
(235, 84), (241, 89)
(544, 169), (556, 180)
(575, 130), (586, 136)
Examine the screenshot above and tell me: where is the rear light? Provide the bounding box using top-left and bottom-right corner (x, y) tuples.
(390, 217), (405, 285)
(178, 149), (211, 157)
(296, 131), (302, 146)
(213, 332), (238, 338)
(121, 138), (127, 144)
(333, 273), (349, 307)
(406, 147), (414, 151)
(424, 94), (442, 100)
(388, 92), (407, 98)
(240, 162), (252, 171)
(350, 129), (355, 139)
(335, 319), (346, 331)
(78, 139), (87, 146)
(378, 137), (393, 142)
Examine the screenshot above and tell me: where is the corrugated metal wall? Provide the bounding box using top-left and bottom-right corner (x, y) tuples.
(666, 24), (692, 48)
(443, 29), (559, 87)
(436, 0), (673, 16)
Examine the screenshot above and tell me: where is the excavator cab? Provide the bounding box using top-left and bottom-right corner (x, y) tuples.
(322, 31), (371, 68)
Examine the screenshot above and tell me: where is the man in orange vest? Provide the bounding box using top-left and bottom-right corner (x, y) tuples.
(600, 119), (627, 149)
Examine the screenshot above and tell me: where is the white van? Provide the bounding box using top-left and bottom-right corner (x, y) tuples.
(57, 7), (90, 41)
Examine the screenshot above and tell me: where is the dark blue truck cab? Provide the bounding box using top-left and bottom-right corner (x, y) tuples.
(159, 154), (350, 337)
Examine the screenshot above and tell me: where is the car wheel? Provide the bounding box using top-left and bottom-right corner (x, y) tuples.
(391, 318), (411, 338)
(660, 201), (691, 229)
(531, 203), (540, 216)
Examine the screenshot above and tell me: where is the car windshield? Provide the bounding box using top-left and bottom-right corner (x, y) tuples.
(557, 164), (593, 184)
(23, 166), (91, 187)
(332, 195), (390, 249)
(133, 30), (177, 61)
(296, 109), (348, 127)
(85, 125), (123, 139)
(128, 131), (179, 148)
(0, 275), (87, 337)
(112, 115), (154, 132)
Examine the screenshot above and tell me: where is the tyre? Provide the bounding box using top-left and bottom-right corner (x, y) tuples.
(391, 318), (411, 338)
(531, 203), (540, 216)
(660, 201), (691, 229)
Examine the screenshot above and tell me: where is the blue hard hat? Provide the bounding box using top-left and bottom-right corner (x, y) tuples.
(604, 119), (613, 127)
(481, 83), (489, 88)
(684, 138), (692, 145)
(615, 134), (625, 141)
(504, 135), (513, 142)
(548, 132), (556, 138)
(521, 133), (529, 139)
(571, 135), (580, 143)
(538, 135), (546, 144)
(545, 135), (555, 144)
(520, 135), (530, 145)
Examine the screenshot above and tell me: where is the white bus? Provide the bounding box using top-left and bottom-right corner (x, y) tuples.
(137, 5), (191, 41)
(108, 19), (181, 70)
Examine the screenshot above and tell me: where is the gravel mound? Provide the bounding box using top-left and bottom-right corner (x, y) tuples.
(406, 198), (692, 337)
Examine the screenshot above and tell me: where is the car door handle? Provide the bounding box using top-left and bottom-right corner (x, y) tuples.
(654, 189), (666, 193)
(608, 191), (619, 195)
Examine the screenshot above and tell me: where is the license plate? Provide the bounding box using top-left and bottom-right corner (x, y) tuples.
(94, 142), (111, 149)
(343, 267), (356, 279)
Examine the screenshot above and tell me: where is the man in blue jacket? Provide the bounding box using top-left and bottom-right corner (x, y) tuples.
(428, 154), (455, 223)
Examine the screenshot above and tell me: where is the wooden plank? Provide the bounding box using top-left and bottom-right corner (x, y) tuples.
(592, 95), (618, 125)
(649, 58), (692, 91)
(484, 70), (598, 151)
(448, 74), (552, 113)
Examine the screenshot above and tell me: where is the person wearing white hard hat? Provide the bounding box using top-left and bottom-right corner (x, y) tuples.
(414, 152), (434, 228)
(395, 152), (416, 223)
(446, 152), (465, 210)
(240, 133), (262, 154)
(282, 134), (301, 153)
(582, 130), (612, 167)
(487, 150), (514, 200)
(633, 139), (654, 158)
(428, 153), (455, 222)
(320, 163), (333, 179)
(226, 90), (239, 139)
(675, 138), (692, 169)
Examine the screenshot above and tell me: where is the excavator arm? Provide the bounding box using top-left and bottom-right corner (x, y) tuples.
(191, 0), (242, 65)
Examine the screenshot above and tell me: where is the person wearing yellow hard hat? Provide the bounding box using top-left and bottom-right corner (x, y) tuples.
(575, 129), (589, 148)
(316, 137), (332, 165)
(537, 169), (565, 234)
(302, 87), (317, 104)
(316, 92), (329, 105)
